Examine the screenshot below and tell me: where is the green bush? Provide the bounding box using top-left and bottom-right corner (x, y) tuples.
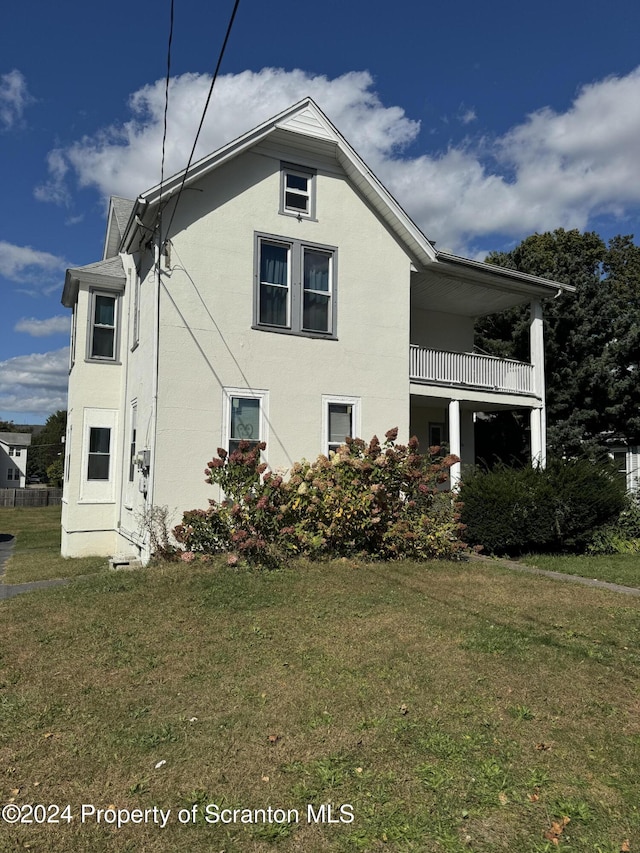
(459, 459), (626, 556)
(173, 430), (466, 567)
(587, 498), (640, 554)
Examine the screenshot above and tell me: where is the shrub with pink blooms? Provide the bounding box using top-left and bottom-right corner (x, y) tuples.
(173, 430), (465, 567)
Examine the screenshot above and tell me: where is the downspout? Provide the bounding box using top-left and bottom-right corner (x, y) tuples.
(115, 263), (132, 549)
(143, 236), (162, 561)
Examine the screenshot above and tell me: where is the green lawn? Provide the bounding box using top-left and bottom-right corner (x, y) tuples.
(522, 552), (640, 589)
(1, 521), (639, 851)
(0, 505), (107, 582)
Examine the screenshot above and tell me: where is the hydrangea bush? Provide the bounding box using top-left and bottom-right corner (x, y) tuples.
(173, 429), (465, 567)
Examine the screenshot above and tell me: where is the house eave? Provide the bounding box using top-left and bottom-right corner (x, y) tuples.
(434, 251), (576, 297)
(120, 98), (438, 267)
(61, 264), (126, 308)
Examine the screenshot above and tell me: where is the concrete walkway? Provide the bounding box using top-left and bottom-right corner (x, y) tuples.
(471, 553), (640, 597)
(0, 534), (71, 601)
(1, 535), (638, 600)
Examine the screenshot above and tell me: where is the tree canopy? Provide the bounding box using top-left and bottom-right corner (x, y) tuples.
(28, 410), (67, 481)
(475, 229), (640, 461)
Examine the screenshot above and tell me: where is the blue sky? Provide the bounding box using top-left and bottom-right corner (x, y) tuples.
(2, 0), (640, 423)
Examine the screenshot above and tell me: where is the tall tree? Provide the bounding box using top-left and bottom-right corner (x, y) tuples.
(475, 229), (640, 460)
(28, 411), (67, 480)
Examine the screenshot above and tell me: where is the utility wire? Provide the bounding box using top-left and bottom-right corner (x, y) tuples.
(162, 0), (241, 242)
(160, 0), (175, 191)
(157, 0), (175, 239)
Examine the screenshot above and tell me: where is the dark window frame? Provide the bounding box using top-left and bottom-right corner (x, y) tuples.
(253, 232), (337, 339)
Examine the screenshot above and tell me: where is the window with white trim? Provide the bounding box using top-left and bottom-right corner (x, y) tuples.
(88, 291), (118, 361)
(223, 389), (268, 456)
(280, 164), (315, 219)
(80, 408), (117, 503)
(255, 234), (337, 337)
(9, 446), (15, 457)
(87, 427), (111, 480)
(323, 396), (360, 456)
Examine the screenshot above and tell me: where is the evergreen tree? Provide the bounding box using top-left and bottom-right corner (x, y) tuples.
(475, 229), (640, 460)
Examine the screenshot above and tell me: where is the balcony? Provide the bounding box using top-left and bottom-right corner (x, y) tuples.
(410, 345), (536, 396)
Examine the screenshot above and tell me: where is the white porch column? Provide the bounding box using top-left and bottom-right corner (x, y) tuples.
(530, 408), (542, 468)
(530, 300), (547, 468)
(448, 399), (461, 488)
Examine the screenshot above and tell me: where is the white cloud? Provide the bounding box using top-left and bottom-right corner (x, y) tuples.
(0, 241), (68, 284)
(459, 107), (477, 125)
(36, 66), (640, 253)
(35, 69), (419, 204)
(33, 150), (72, 205)
(14, 316), (70, 337)
(0, 348), (69, 418)
(0, 69), (34, 131)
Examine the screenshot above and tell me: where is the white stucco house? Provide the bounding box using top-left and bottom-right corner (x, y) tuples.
(0, 432), (31, 489)
(60, 98), (573, 561)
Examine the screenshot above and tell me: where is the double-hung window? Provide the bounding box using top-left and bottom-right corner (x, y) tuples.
(323, 396), (360, 456)
(259, 241), (290, 328)
(89, 291), (118, 360)
(223, 388), (268, 456)
(87, 427), (111, 480)
(255, 235), (337, 338)
(280, 164), (315, 219)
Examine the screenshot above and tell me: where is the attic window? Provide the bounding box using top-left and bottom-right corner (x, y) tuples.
(280, 164), (316, 219)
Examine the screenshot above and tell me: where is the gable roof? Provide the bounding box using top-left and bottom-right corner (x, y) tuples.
(104, 197), (136, 260)
(120, 98), (573, 304)
(0, 432), (32, 448)
(121, 98), (439, 266)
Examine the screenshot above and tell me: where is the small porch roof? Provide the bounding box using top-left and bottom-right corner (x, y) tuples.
(412, 252), (575, 317)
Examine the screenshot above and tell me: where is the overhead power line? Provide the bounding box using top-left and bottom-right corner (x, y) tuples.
(161, 0), (242, 242)
(159, 0), (175, 199)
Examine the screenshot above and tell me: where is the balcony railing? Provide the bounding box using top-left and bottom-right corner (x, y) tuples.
(410, 345), (536, 395)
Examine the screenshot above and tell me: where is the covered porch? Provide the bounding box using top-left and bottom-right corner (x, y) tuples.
(408, 250), (564, 483)
(409, 389), (544, 487)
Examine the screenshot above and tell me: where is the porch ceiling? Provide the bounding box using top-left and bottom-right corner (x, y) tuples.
(411, 256), (567, 318)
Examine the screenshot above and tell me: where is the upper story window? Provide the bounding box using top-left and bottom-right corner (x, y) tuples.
(255, 233), (337, 339)
(70, 303), (78, 369)
(88, 291), (119, 361)
(280, 164), (316, 220)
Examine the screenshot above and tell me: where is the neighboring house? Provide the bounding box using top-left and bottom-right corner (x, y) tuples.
(609, 443), (640, 495)
(0, 433), (32, 488)
(60, 98), (574, 561)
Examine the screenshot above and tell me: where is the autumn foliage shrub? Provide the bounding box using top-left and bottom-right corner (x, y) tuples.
(459, 458), (626, 556)
(173, 429), (465, 567)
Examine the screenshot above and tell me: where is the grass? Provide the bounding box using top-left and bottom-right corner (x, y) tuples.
(521, 552), (640, 589)
(1, 513), (639, 851)
(0, 506), (107, 582)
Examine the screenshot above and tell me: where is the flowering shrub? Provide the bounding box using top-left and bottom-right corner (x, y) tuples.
(173, 430), (465, 567)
